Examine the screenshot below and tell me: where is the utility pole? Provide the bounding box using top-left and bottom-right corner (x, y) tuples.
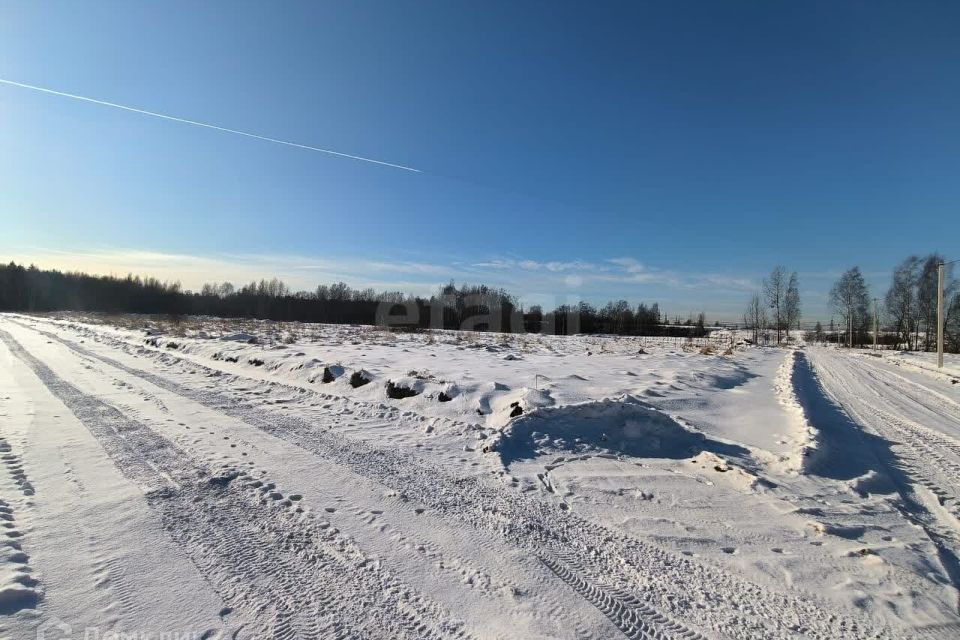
(849, 312), (853, 349)
(938, 262), (945, 368)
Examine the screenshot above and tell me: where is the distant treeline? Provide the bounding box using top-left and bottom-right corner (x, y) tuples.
(0, 261), (712, 337)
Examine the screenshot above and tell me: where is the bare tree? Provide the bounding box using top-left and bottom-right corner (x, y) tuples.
(785, 272), (801, 338)
(829, 267), (870, 347)
(743, 292), (768, 345)
(947, 290), (960, 353)
(763, 266), (787, 344)
(916, 254), (947, 351)
(200, 281), (235, 298)
(884, 256), (919, 350)
(328, 281), (351, 301)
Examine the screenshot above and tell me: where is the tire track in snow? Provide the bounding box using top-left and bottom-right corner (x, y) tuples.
(70, 353), (548, 615)
(29, 326), (716, 640)
(0, 327), (472, 640)
(62, 359), (608, 639)
(856, 357), (960, 417)
(12, 322), (675, 640)
(861, 407), (960, 522)
(540, 551), (709, 640)
(804, 349), (960, 618)
(12, 320), (912, 640)
(810, 350), (960, 522)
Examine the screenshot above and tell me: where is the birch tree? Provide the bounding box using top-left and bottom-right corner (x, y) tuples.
(884, 256), (919, 350)
(743, 292), (767, 345)
(829, 267), (870, 347)
(785, 272), (801, 338)
(764, 266), (787, 345)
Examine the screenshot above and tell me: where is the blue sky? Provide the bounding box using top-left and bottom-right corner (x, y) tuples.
(1, 1), (958, 321)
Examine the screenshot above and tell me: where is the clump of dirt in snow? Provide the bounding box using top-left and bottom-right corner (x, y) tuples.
(407, 369), (435, 380)
(349, 370), (371, 388)
(220, 332), (258, 344)
(386, 380), (420, 399)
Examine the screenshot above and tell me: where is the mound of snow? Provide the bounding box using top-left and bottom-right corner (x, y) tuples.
(492, 396), (749, 465)
(475, 384), (553, 424)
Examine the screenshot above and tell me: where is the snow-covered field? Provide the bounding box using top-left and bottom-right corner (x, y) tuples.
(1, 313), (959, 639)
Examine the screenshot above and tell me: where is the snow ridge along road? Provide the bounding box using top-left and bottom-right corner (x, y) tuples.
(0, 317), (911, 639)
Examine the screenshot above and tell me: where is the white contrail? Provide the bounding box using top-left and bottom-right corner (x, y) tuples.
(0, 77), (421, 172)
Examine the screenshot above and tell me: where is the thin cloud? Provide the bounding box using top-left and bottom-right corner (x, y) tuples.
(0, 78), (421, 173)
(472, 258), (604, 273)
(607, 257), (647, 273)
(360, 261), (452, 276)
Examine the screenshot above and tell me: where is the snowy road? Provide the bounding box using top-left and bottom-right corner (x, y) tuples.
(0, 316), (947, 639)
(807, 348), (960, 522)
(804, 348), (960, 619)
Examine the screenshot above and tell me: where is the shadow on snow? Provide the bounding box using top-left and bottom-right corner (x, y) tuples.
(792, 350), (960, 609)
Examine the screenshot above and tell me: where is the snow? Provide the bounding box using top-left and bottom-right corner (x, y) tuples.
(879, 349), (960, 384)
(0, 312), (958, 638)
